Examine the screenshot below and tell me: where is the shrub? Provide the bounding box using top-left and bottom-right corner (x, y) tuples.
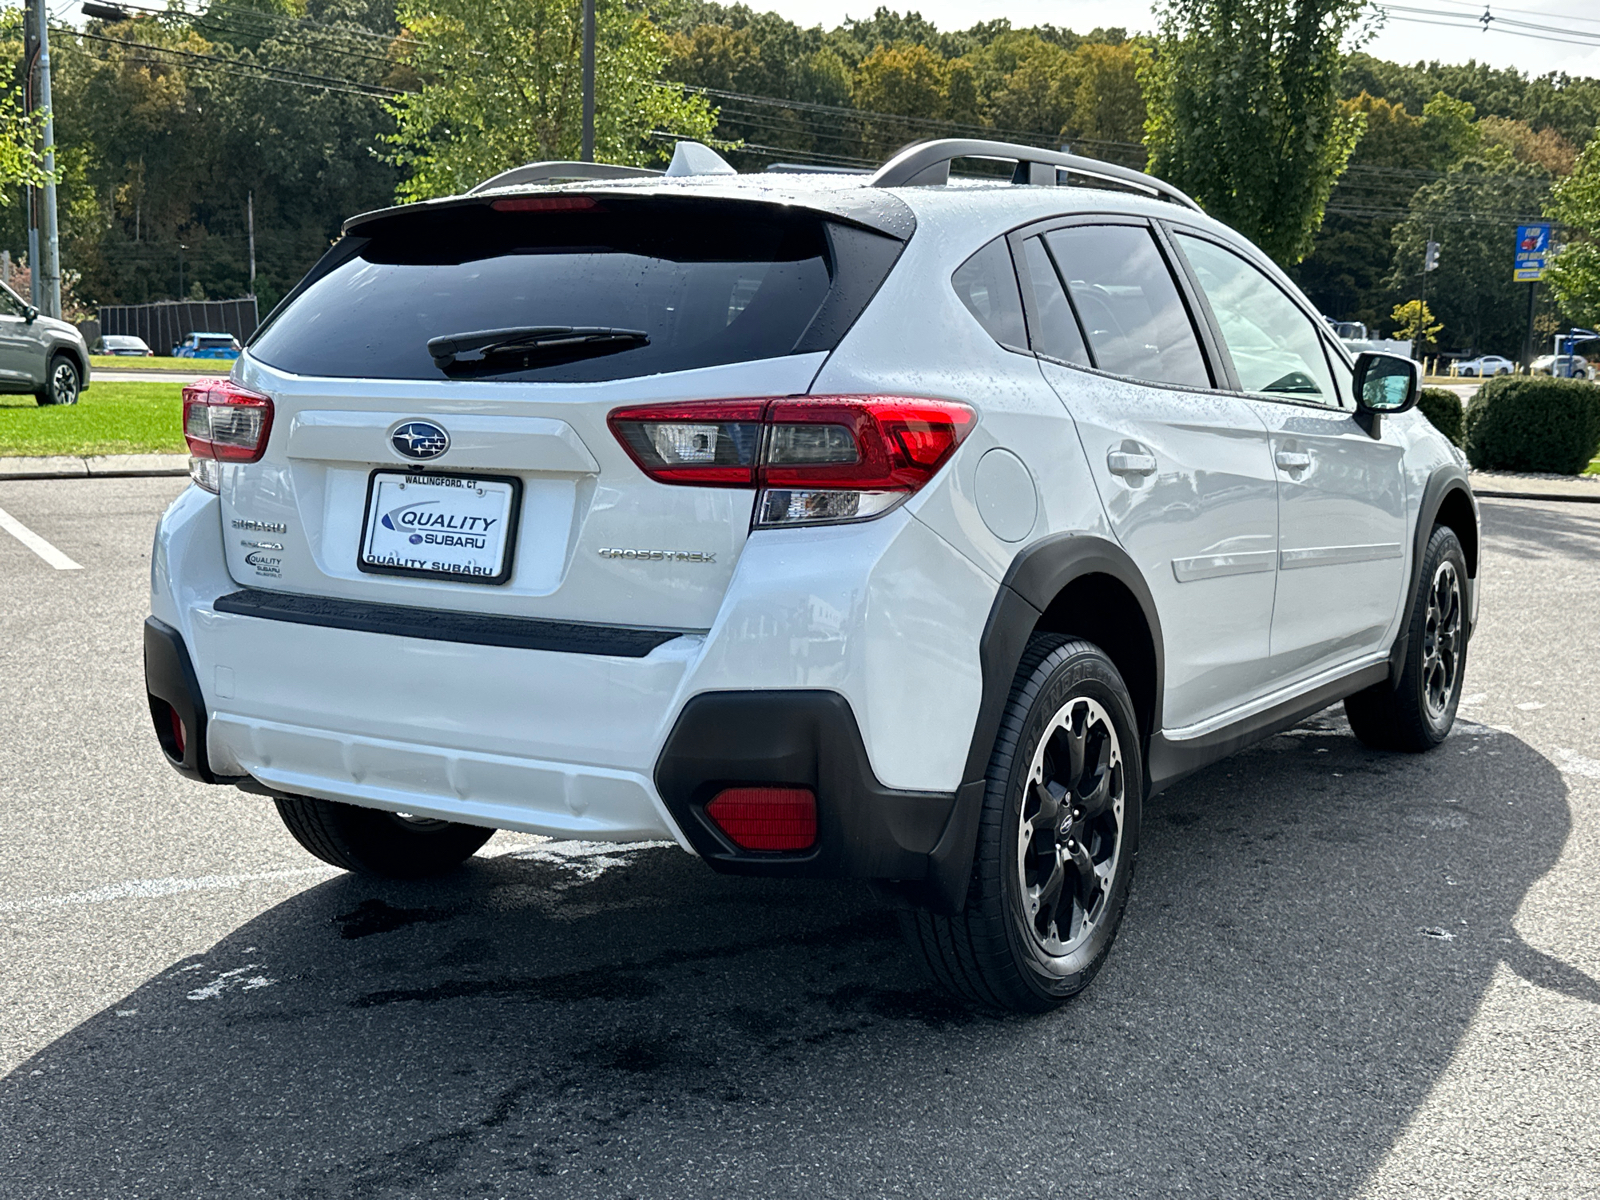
(1463, 375), (1600, 474)
(1417, 387), (1464, 445)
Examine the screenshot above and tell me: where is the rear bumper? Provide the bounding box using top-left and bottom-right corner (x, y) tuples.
(146, 484), (996, 884)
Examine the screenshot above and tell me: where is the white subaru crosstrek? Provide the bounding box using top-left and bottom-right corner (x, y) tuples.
(146, 139), (1478, 1011)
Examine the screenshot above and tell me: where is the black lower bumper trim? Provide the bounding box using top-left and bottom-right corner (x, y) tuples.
(213, 589), (685, 658)
(144, 617), (216, 783)
(654, 690), (961, 897)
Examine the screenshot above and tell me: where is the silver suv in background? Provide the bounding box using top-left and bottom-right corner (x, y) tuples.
(0, 282), (91, 405)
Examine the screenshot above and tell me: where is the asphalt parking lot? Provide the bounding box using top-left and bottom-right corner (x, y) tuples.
(2, 477), (1597, 1199)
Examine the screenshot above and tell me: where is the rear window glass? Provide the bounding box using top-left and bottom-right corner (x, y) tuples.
(1043, 225), (1211, 389)
(250, 198), (839, 382)
(951, 239), (1026, 349)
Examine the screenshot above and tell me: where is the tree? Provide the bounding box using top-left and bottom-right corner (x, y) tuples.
(1390, 149), (1552, 353)
(1546, 129), (1600, 330)
(1390, 299), (1440, 350)
(1141, 0), (1370, 267)
(385, 0), (718, 201)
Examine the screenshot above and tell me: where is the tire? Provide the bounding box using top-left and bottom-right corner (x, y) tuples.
(1345, 525), (1469, 752)
(274, 794), (494, 878)
(35, 355), (80, 406)
(902, 636), (1142, 1012)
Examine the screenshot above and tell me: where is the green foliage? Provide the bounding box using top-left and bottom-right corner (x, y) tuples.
(1417, 386), (1463, 444)
(1341, 53), (1600, 149)
(1389, 150), (1552, 352)
(1545, 130), (1600, 330)
(1391, 299), (1441, 349)
(1462, 375), (1600, 474)
(386, 0), (717, 201)
(1141, 0), (1369, 267)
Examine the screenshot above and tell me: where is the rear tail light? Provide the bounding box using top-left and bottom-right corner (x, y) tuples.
(607, 396), (975, 527)
(183, 378), (274, 493)
(705, 787), (817, 851)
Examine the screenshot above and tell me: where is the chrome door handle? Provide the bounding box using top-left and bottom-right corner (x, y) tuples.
(1107, 451), (1157, 477)
(1275, 451), (1311, 471)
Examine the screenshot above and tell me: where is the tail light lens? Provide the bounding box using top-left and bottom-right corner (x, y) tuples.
(183, 378), (274, 493)
(608, 396), (975, 527)
(705, 787), (817, 851)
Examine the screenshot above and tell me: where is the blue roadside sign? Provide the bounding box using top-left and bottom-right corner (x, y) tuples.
(1515, 224), (1552, 282)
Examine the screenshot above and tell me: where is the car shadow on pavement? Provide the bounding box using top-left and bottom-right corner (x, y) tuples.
(2, 715), (1588, 1200)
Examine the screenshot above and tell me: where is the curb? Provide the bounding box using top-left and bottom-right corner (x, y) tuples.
(0, 453), (189, 481)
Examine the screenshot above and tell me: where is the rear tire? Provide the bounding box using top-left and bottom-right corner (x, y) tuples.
(1346, 525), (1469, 752)
(274, 794), (493, 878)
(902, 635), (1142, 1012)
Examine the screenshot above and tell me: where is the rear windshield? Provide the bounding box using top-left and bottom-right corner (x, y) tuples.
(250, 197), (871, 383)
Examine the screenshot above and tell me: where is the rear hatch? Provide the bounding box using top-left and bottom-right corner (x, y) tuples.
(218, 188), (909, 631)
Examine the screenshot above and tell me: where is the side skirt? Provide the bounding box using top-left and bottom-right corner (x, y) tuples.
(1147, 660), (1389, 796)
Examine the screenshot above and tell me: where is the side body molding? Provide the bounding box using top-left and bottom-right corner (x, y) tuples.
(921, 534), (1166, 913)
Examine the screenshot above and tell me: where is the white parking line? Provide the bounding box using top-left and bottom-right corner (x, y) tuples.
(0, 504), (82, 570)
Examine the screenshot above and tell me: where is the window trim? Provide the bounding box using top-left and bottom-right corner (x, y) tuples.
(1004, 213), (1227, 397)
(1162, 222), (1355, 412)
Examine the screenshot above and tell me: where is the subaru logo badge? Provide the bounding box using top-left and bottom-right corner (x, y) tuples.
(391, 420), (449, 461)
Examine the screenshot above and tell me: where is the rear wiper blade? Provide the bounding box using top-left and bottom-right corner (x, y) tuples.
(428, 326), (649, 369)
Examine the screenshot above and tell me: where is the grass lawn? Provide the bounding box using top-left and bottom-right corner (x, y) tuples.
(0, 381), (185, 457)
(90, 354), (226, 371)
(1588, 459), (1600, 476)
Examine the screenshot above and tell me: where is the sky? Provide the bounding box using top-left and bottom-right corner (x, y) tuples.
(754, 0), (1600, 80)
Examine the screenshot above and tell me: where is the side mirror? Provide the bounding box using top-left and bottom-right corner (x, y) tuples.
(1352, 351), (1418, 436)
(23, 305), (38, 323)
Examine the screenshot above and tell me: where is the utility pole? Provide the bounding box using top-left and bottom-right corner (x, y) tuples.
(247, 191), (256, 295)
(35, 0), (60, 318)
(582, 0), (595, 162)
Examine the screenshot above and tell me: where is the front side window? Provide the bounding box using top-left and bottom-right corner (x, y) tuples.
(1174, 233), (1338, 404)
(951, 238), (1027, 349)
(1043, 225), (1210, 389)
(0, 286), (23, 317)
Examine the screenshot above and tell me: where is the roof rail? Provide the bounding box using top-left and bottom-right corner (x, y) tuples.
(868, 139), (1201, 212)
(468, 161), (661, 194)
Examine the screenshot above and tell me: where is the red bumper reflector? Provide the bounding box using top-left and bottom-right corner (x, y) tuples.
(705, 787), (817, 851)
(168, 706), (186, 758)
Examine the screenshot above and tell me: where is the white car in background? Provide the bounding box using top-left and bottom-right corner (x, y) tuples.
(1455, 354), (1513, 377)
(146, 139), (1479, 1011)
(1531, 354), (1596, 379)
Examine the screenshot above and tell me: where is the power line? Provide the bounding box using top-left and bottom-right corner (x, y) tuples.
(70, 27), (403, 98)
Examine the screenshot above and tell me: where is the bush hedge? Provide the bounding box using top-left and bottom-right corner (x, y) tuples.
(1417, 387), (1464, 445)
(1463, 375), (1600, 474)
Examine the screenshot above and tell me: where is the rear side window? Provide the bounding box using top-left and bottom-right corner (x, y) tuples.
(951, 239), (1027, 348)
(1019, 236), (1090, 367)
(1043, 225), (1211, 389)
(249, 198), (881, 382)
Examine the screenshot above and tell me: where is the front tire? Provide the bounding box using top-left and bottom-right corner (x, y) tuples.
(35, 355), (80, 406)
(1346, 525), (1469, 752)
(903, 636), (1142, 1012)
(274, 794), (494, 878)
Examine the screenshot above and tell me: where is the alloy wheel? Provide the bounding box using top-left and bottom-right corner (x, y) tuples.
(50, 361), (79, 405)
(1421, 559), (1463, 722)
(1016, 695), (1126, 958)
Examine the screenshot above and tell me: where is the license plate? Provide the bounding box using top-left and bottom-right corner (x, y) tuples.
(358, 471), (520, 585)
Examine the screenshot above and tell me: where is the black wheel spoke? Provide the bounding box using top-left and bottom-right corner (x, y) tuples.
(1015, 692), (1126, 959)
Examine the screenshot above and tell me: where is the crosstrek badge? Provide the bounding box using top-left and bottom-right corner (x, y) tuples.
(359, 471), (520, 585)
